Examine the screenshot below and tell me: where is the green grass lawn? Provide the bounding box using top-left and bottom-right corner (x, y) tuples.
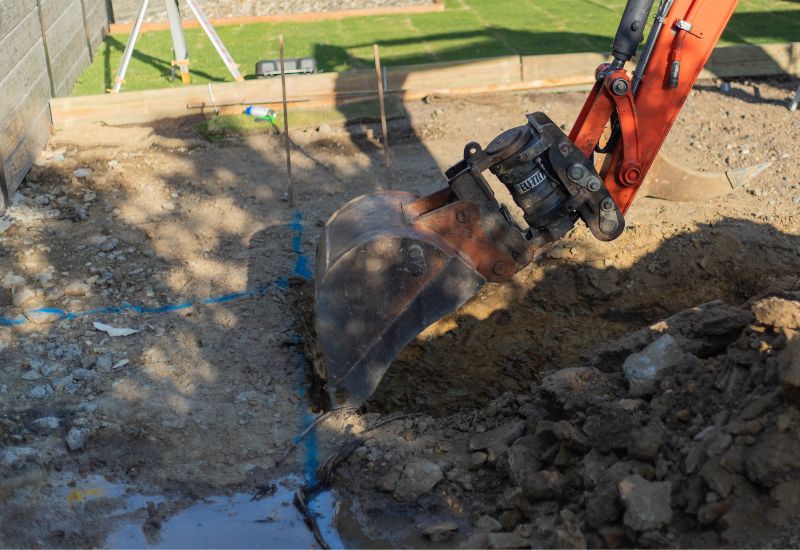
(72, 0), (800, 96)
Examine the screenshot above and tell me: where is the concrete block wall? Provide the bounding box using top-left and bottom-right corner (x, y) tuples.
(0, 0), (109, 207)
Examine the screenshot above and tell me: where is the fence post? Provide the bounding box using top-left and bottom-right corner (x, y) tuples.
(35, 0), (56, 97)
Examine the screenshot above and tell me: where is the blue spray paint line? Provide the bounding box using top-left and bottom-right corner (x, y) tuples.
(288, 212), (319, 484)
(290, 211), (313, 280)
(295, 386), (320, 484)
(0, 282), (275, 328)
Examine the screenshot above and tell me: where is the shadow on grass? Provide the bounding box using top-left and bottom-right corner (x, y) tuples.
(102, 35), (226, 90)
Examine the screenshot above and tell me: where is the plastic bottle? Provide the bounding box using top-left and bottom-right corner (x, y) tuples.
(244, 106), (277, 123)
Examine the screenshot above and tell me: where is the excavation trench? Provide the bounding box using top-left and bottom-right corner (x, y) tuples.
(307, 214), (800, 417)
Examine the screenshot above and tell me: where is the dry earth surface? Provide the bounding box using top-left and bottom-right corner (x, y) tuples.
(1, 76), (800, 547)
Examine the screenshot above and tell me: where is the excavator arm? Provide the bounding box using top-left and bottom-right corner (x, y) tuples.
(315, 0), (740, 409)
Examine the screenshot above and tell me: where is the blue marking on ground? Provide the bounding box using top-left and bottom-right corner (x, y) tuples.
(290, 211), (313, 279)
(0, 283), (274, 328)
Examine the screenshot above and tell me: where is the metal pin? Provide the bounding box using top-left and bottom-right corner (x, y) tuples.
(373, 44), (392, 189)
(279, 34), (293, 207)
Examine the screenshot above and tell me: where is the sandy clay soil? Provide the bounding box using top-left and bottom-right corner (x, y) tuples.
(1, 76), (800, 548)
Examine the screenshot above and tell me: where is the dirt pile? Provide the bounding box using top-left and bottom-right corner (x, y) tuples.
(332, 277), (800, 548)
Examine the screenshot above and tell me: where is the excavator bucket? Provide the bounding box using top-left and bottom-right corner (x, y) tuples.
(643, 152), (771, 202)
(315, 191), (487, 409)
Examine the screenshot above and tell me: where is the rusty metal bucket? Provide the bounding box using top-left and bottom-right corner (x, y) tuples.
(314, 191), (487, 409)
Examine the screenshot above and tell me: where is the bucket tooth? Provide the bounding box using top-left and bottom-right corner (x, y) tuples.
(314, 191), (486, 409)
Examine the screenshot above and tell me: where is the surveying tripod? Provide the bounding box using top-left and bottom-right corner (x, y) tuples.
(112, 0), (244, 92)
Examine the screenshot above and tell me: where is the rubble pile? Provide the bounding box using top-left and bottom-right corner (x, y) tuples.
(335, 278), (800, 548)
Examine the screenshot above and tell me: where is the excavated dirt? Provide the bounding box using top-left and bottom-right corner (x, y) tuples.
(0, 76), (799, 547)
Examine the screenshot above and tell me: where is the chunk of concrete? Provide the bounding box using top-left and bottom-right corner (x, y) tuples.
(623, 334), (688, 397)
(618, 475), (673, 531)
(393, 457), (443, 502)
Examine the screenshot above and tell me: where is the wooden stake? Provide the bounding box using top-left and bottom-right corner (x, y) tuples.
(279, 34), (293, 207)
(373, 44), (392, 189)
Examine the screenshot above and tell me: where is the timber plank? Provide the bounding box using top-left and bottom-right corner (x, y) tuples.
(0, 2), (33, 40)
(39, 0), (77, 34)
(1, 102), (51, 207)
(45, 3), (84, 62)
(0, 74), (50, 157)
(85, 0), (109, 49)
(55, 47), (92, 97)
(52, 42), (800, 129)
(522, 51), (606, 83)
(704, 42), (796, 78)
(388, 56), (521, 91)
(0, 42), (48, 122)
(50, 28), (91, 93)
(0, 10), (41, 79)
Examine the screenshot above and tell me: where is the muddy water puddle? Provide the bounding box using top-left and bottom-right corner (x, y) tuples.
(108, 480), (342, 548)
(44, 473), (345, 548)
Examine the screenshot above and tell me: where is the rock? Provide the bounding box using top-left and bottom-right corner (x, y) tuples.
(744, 430), (800, 486)
(96, 354), (113, 371)
(505, 435), (543, 485)
(554, 522), (586, 549)
(583, 409), (639, 453)
(29, 384), (53, 399)
(618, 475), (672, 531)
(700, 458), (740, 497)
(0, 218), (12, 235)
(586, 462), (631, 528)
(21, 370), (42, 381)
(697, 500), (731, 525)
(64, 280), (91, 297)
(487, 532), (530, 549)
(499, 510), (522, 532)
(73, 168), (92, 179)
(475, 515), (502, 532)
(32, 416), (60, 430)
(740, 390), (780, 420)
(98, 237), (119, 252)
(446, 467), (474, 491)
(65, 427), (89, 451)
(521, 469), (565, 501)
(2, 446), (39, 468)
(706, 432), (733, 457)
(1, 271), (26, 289)
(460, 532), (489, 549)
(12, 285), (37, 307)
(393, 457), (443, 502)
(72, 368), (96, 381)
(535, 419), (587, 451)
(778, 337), (800, 390)
(469, 451), (488, 470)
(628, 421), (667, 462)
(499, 487), (529, 512)
(598, 526), (627, 549)
(421, 521), (458, 542)
(540, 367), (612, 408)
(582, 449), (614, 489)
(469, 420), (524, 452)
(53, 375), (78, 393)
(623, 334), (689, 396)
(752, 297), (800, 328)
(771, 479), (800, 514)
